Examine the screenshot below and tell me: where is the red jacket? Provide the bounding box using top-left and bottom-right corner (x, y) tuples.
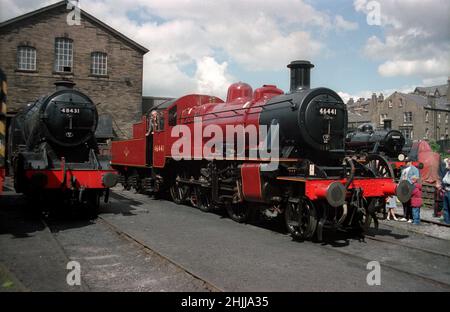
(410, 182), (423, 207)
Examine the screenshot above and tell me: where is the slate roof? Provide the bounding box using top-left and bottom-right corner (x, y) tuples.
(348, 111), (371, 123)
(400, 93), (450, 110)
(414, 84), (448, 97)
(0, 0), (149, 54)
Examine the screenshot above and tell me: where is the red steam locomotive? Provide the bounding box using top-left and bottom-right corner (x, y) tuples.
(111, 60), (411, 240)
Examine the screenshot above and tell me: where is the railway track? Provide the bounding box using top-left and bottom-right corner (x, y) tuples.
(98, 207), (450, 291)
(39, 217), (91, 291)
(39, 213), (221, 292)
(364, 234), (450, 258)
(97, 216), (223, 292)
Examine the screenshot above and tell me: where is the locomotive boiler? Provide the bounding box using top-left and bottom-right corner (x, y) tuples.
(9, 81), (117, 211)
(346, 120), (406, 159)
(345, 120), (423, 180)
(111, 60), (412, 241)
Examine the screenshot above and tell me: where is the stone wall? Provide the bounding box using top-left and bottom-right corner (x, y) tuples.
(0, 5), (146, 137)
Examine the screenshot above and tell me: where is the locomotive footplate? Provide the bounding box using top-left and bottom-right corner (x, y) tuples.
(276, 176), (399, 200)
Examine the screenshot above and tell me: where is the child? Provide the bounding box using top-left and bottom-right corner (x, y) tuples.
(410, 176), (422, 225)
(386, 195), (398, 221)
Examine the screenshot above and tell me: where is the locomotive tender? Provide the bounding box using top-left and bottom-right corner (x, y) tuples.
(8, 81), (118, 210)
(112, 61), (412, 241)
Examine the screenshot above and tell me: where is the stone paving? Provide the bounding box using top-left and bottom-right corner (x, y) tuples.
(381, 205), (450, 241)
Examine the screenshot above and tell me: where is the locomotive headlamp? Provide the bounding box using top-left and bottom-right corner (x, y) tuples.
(102, 172), (118, 188)
(398, 153), (405, 161)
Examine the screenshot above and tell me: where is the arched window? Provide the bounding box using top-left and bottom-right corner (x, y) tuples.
(425, 111), (429, 123)
(54, 38), (73, 73)
(438, 113), (441, 124)
(17, 46), (36, 71)
(425, 128), (429, 139)
(91, 52), (108, 76)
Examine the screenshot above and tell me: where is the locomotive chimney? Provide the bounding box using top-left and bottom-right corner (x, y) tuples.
(287, 60), (315, 92)
(54, 80), (76, 91)
(383, 119), (392, 130)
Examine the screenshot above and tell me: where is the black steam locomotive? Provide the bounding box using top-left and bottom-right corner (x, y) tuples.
(346, 120), (406, 159)
(8, 81), (117, 210)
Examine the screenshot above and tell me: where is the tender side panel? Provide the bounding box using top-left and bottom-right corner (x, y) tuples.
(132, 120), (146, 139)
(111, 138), (147, 167)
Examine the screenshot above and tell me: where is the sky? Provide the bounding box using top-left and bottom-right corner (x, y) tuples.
(1, 0), (449, 102)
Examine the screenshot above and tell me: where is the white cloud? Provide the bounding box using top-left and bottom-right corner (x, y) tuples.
(335, 15), (358, 31)
(195, 57), (234, 98)
(354, 0), (450, 80)
(0, 0), (367, 98)
(422, 76), (449, 87)
(378, 58), (450, 77)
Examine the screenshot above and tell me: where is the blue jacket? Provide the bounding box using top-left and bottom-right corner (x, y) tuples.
(400, 165), (420, 184)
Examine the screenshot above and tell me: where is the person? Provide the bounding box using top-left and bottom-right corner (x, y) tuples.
(399, 160), (420, 222)
(439, 158), (450, 224)
(410, 176), (422, 225)
(386, 195), (398, 221)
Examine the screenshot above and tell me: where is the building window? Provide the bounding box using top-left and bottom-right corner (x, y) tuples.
(438, 113), (441, 124)
(17, 46), (36, 71)
(403, 112), (412, 123)
(379, 114), (387, 125)
(401, 128), (413, 140)
(91, 52), (108, 76)
(388, 100), (393, 108)
(425, 128), (429, 139)
(446, 114), (448, 124)
(425, 111), (429, 123)
(399, 98), (403, 107)
(54, 38), (73, 73)
(446, 128), (448, 137)
(437, 127), (440, 139)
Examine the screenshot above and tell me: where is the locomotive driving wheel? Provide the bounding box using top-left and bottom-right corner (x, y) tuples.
(226, 192), (251, 223)
(366, 154), (394, 178)
(191, 186), (214, 212)
(285, 197), (318, 240)
(169, 175), (190, 205)
(366, 154), (394, 219)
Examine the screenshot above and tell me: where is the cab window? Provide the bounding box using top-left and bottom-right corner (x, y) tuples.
(151, 111), (165, 132)
(169, 105), (177, 126)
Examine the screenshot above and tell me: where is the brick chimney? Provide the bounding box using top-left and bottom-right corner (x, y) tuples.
(447, 77), (450, 104)
(428, 92), (436, 108)
(371, 93), (377, 106)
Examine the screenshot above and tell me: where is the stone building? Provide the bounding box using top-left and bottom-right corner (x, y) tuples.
(347, 79), (450, 141)
(0, 0), (149, 137)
